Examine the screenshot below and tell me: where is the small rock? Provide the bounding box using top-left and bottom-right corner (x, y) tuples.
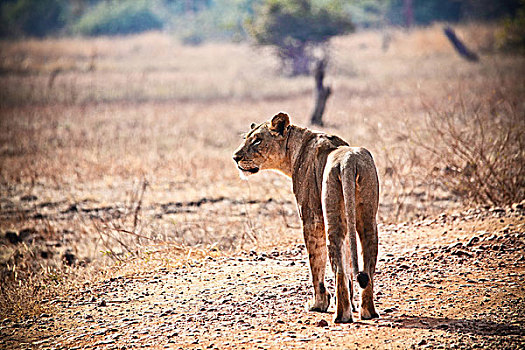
(466, 236), (480, 247)
(99, 300), (107, 307)
(492, 244), (503, 251)
(21, 195), (38, 201)
(63, 250), (76, 265)
(67, 204), (78, 212)
(486, 234), (497, 241)
(6, 228), (33, 244)
(5, 231), (22, 244)
(160, 309), (175, 317)
(40, 251), (52, 259)
(418, 339), (428, 346)
(316, 319), (328, 327)
(500, 226), (511, 234)
(451, 250), (472, 258)
(94, 340), (115, 346)
(449, 242), (463, 249)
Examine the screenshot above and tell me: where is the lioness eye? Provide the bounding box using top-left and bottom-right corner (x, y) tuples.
(252, 138), (261, 147)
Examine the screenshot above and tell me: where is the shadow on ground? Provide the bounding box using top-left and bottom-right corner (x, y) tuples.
(380, 315), (524, 337)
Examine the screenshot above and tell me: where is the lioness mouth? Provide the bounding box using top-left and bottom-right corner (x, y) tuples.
(238, 165), (259, 173)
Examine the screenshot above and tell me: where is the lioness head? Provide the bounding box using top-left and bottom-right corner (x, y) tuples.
(233, 112), (290, 178)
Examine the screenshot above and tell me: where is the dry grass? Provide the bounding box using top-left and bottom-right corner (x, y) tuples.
(413, 81), (524, 206)
(0, 23), (524, 321)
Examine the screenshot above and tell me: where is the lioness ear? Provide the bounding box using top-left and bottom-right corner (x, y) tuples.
(270, 112), (290, 136)
(250, 122), (257, 129)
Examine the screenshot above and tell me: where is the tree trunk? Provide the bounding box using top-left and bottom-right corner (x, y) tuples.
(403, 0), (413, 28)
(310, 59), (331, 126)
(292, 50), (311, 76)
(279, 44), (312, 76)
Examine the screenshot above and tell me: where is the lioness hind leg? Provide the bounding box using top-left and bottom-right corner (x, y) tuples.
(334, 270), (351, 323)
(354, 151), (380, 320)
(349, 275), (357, 312)
(322, 167), (352, 323)
(360, 278), (379, 320)
(304, 223), (330, 312)
(344, 237), (357, 312)
(359, 216), (379, 320)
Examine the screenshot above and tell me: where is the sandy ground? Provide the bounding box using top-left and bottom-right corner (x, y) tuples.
(1, 203), (523, 349)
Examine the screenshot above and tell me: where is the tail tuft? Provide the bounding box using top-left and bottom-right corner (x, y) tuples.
(356, 272), (369, 289)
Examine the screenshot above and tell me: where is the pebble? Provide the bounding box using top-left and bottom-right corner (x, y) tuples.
(466, 236), (480, 247)
(316, 320), (328, 327)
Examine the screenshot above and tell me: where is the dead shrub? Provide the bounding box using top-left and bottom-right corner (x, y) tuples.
(0, 244), (64, 320)
(412, 88), (524, 206)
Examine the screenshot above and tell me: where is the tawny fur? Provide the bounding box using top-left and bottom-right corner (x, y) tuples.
(233, 112), (379, 323)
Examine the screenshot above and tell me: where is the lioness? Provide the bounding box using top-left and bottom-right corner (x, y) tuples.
(233, 112), (379, 323)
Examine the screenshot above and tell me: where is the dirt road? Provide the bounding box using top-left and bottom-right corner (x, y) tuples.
(1, 205), (524, 349)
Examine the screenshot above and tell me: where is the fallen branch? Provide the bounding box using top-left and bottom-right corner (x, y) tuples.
(443, 26), (479, 62)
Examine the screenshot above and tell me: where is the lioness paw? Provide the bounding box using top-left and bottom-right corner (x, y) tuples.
(334, 311), (353, 323)
(307, 293), (330, 313)
(360, 309), (379, 320)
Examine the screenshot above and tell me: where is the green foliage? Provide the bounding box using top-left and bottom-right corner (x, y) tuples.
(496, 2), (525, 53)
(342, 0), (388, 28)
(248, 0), (353, 46)
(1, 0), (69, 37)
(1, 0), (524, 40)
(171, 0), (257, 45)
(386, 0), (461, 26)
(163, 0), (213, 14)
(72, 0), (164, 36)
(461, 0), (522, 21)
(247, 0), (354, 75)
(384, 0), (522, 27)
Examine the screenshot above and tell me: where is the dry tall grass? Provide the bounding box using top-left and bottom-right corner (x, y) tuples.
(414, 82), (524, 206)
(1, 23), (524, 320)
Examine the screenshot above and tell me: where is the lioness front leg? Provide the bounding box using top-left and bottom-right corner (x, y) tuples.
(303, 222), (330, 312)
